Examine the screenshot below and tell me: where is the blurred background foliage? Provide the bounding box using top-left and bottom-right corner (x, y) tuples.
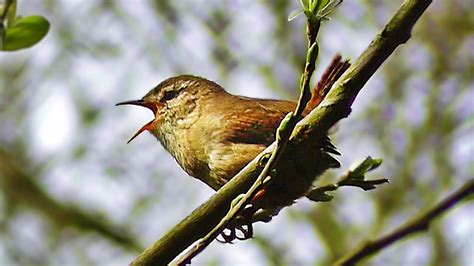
(0, 0), (472, 265)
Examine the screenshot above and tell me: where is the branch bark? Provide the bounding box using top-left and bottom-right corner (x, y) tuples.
(131, 0), (433, 265)
(335, 179), (474, 266)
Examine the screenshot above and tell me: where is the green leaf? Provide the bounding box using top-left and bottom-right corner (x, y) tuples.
(298, 0), (342, 21)
(6, 0), (17, 27)
(306, 190), (334, 202)
(310, 0), (318, 12)
(317, 0), (342, 19)
(300, 0), (310, 10)
(2, 15), (50, 51)
(320, 0), (331, 10)
(288, 9), (303, 21)
(348, 156), (383, 180)
(369, 158), (383, 171)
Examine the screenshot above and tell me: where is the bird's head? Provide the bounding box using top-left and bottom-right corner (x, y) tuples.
(116, 75), (224, 143)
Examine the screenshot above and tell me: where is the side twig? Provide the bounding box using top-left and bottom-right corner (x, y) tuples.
(307, 156), (389, 202)
(335, 179), (474, 266)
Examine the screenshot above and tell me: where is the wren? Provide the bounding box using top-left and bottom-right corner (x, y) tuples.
(117, 56), (350, 239)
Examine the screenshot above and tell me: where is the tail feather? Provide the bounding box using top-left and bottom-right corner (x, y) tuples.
(304, 54), (351, 113)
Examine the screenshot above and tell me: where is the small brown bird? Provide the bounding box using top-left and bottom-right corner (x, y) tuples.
(117, 55), (349, 239)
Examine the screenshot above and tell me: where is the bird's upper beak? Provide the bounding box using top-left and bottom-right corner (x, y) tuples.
(116, 99), (162, 143)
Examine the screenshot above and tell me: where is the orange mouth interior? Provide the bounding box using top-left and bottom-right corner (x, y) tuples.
(115, 100), (162, 143)
(127, 120), (155, 143)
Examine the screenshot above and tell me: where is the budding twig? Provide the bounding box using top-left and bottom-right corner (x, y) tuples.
(306, 156), (389, 202)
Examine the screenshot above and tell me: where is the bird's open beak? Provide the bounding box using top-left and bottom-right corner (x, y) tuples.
(116, 100), (162, 143)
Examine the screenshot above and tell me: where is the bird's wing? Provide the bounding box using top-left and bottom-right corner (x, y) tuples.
(220, 98), (295, 147)
(220, 96), (340, 155)
(220, 53), (351, 145)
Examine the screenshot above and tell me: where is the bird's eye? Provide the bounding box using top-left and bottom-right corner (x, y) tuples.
(162, 90), (179, 102)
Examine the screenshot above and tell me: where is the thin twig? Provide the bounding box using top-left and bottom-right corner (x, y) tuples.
(306, 178), (389, 202)
(173, 12), (322, 266)
(335, 179), (474, 266)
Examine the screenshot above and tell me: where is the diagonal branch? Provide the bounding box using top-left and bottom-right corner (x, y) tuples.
(131, 0), (433, 265)
(335, 179), (474, 266)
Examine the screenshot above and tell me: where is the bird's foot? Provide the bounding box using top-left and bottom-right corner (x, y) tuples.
(217, 204), (257, 243)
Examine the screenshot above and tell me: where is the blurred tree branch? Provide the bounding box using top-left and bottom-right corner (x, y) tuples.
(0, 148), (142, 251)
(335, 179), (474, 266)
(131, 0), (433, 265)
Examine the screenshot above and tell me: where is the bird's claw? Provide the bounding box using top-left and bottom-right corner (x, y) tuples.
(217, 223), (254, 243)
(235, 224), (253, 240)
(217, 228), (236, 243)
(217, 205), (256, 243)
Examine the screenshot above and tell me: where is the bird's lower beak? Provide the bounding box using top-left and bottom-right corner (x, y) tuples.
(116, 99), (162, 143)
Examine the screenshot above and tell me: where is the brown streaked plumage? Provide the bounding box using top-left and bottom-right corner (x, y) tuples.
(117, 55), (350, 227)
